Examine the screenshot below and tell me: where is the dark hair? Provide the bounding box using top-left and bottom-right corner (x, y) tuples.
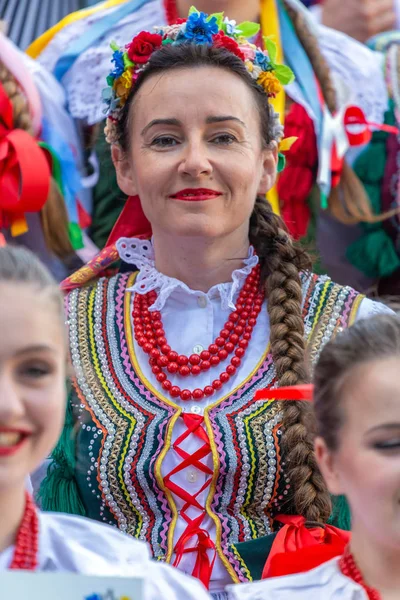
(314, 314), (400, 452)
(115, 41), (331, 523)
(0, 245), (64, 321)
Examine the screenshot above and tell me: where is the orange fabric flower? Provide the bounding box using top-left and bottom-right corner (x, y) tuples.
(257, 71), (281, 97)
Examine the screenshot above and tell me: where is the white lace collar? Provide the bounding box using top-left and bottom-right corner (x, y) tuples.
(116, 237), (259, 312)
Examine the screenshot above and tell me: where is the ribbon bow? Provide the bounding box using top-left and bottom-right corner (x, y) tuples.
(0, 83), (50, 236)
(318, 102), (400, 209)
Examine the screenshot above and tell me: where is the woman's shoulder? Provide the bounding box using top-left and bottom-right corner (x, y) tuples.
(39, 511), (148, 574)
(305, 272), (393, 321)
(226, 559), (366, 599)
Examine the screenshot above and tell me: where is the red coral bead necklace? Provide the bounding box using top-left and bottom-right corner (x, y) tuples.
(339, 547), (381, 600)
(9, 493), (39, 570)
(133, 264), (264, 402)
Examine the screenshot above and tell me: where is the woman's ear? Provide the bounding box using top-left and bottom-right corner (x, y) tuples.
(314, 436), (344, 496)
(111, 144), (138, 196)
(258, 142), (278, 195)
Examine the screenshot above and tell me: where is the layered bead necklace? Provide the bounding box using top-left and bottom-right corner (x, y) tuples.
(9, 493), (39, 570)
(133, 264), (265, 402)
(339, 547), (381, 600)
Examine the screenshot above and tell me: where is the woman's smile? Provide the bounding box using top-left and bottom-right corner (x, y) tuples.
(169, 188), (223, 202)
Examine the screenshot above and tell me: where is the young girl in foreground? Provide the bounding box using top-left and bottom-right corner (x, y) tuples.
(228, 314), (400, 600)
(0, 246), (208, 600)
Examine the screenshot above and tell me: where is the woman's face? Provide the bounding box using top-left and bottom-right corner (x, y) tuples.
(0, 283), (66, 492)
(316, 358), (400, 547)
(113, 66), (277, 241)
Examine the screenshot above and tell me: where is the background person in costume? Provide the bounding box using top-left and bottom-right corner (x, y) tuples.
(228, 314), (400, 599)
(27, 0), (394, 295)
(0, 31), (95, 280)
(0, 245), (210, 600)
(38, 13), (392, 598)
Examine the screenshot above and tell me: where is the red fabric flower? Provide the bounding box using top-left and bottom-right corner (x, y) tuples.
(213, 32), (245, 61)
(127, 31), (162, 64)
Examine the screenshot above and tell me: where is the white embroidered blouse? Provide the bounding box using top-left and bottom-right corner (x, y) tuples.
(226, 557), (369, 599)
(0, 510), (210, 600)
(116, 237), (391, 592)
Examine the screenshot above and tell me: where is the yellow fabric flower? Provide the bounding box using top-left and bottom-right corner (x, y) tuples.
(114, 69), (133, 102)
(257, 71), (281, 97)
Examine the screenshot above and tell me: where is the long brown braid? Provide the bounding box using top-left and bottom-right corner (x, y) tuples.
(0, 62), (73, 258)
(250, 197), (332, 523)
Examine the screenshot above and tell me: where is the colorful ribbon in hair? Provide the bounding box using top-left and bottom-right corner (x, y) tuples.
(0, 83), (50, 237)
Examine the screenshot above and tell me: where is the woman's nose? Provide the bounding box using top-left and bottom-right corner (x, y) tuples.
(178, 140), (213, 178)
(0, 372), (25, 423)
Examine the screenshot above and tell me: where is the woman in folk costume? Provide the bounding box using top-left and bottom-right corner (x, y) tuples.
(38, 10), (392, 597)
(0, 245), (209, 600)
(27, 0), (394, 294)
(228, 314), (400, 600)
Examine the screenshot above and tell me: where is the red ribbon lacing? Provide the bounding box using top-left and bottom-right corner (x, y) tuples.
(163, 413), (216, 589)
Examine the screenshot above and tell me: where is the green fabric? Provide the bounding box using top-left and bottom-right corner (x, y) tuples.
(232, 533), (278, 581)
(38, 384), (86, 515)
(346, 228), (400, 278)
(89, 122), (128, 249)
(347, 103), (400, 279)
(327, 495), (351, 531)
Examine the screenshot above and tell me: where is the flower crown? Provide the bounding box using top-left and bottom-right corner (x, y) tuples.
(103, 6), (294, 125)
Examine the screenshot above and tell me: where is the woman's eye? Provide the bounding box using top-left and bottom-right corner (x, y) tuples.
(150, 136), (179, 148)
(211, 134), (237, 145)
(17, 363), (52, 380)
(374, 440), (400, 451)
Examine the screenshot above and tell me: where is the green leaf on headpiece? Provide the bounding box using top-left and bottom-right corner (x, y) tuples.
(274, 64), (295, 85)
(263, 37), (277, 64)
(208, 12), (224, 28)
(235, 21), (260, 38)
(277, 153), (286, 173)
(162, 38), (174, 44)
(110, 41), (120, 52)
(188, 5), (199, 15)
(106, 74), (115, 86)
(123, 54), (135, 69)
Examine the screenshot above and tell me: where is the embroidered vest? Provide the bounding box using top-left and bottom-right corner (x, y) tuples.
(65, 271), (363, 583)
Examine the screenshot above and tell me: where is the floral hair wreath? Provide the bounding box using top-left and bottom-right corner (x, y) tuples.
(103, 5), (294, 146)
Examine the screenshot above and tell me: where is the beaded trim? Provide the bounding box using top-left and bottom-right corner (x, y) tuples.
(66, 272), (363, 581)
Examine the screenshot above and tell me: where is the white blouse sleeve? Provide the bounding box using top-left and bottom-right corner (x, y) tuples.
(142, 562), (210, 600)
(355, 298), (395, 321)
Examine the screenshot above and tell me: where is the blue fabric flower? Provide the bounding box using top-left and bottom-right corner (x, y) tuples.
(111, 50), (125, 78)
(223, 17), (238, 35)
(255, 50), (271, 71)
(184, 12), (219, 44)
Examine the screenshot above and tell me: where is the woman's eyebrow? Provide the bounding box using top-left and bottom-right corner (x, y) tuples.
(206, 115), (246, 127)
(367, 423), (400, 434)
(141, 118), (181, 136)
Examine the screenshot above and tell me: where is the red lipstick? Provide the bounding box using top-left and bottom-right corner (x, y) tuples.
(0, 428), (31, 457)
(170, 188), (222, 202)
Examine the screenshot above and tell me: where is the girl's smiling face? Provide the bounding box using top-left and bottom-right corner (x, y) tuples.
(0, 283), (66, 492)
(112, 65), (277, 241)
(316, 358), (400, 547)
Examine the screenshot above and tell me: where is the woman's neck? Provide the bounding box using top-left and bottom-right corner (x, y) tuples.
(176, 0), (261, 24)
(0, 486), (26, 554)
(152, 230), (250, 292)
(350, 524), (400, 596)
